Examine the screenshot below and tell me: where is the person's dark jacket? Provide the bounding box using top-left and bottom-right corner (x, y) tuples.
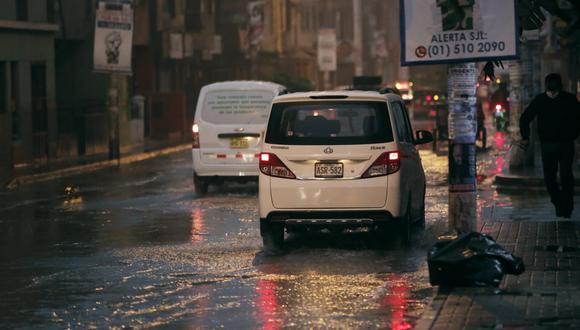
(519, 91), (580, 143)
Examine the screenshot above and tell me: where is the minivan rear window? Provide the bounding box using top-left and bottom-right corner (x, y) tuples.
(265, 101), (394, 145)
(201, 90), (275, 125)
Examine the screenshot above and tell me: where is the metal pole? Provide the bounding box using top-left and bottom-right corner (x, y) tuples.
(353, 0), (363, 76)
(447, 63), (478, 234)
(323, 71), (331, 90)
(108, 74), (121, 164)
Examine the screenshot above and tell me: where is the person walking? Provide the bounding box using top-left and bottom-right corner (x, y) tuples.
(520, 73), (580, 218)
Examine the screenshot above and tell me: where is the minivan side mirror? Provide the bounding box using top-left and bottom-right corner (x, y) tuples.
(415, 130), (434, 145)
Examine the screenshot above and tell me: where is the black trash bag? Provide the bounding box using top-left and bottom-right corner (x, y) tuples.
(427, 232), (525, 287)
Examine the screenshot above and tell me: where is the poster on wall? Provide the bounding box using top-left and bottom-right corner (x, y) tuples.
(94, 0), (134, 74)
(247, 1), (265, 56)
(400, 0), (518, 65)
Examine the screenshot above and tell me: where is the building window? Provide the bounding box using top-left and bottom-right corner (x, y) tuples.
(301, 7), (311, 32)
(186, 0), (202, 32)
(16, 0), (28, 21)
(0, 63), (5, 114)
(11, 62), (20, 141)
(204, 0), (213, 15)
(46, 0), (55, 22)
(31, 63), (48, 133)
(168, 0), (176, 18)
(86, 0), (92, 18)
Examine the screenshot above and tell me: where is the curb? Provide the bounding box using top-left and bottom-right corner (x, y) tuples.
(413, 287), (448, 330)
(494, 174), (545, 187)
(495, 173), (580, 188)
(6, 144), (190, 189)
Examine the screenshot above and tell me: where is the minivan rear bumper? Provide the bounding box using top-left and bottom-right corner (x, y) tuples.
(262, 210), (396, 225)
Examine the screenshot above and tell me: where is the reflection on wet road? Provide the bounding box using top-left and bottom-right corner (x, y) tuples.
(0, 147), (459, 328)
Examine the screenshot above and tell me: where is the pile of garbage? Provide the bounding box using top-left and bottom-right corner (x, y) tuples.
(428, 232), (525, 287)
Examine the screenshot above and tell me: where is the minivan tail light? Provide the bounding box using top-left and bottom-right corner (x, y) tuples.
(192, 124), (200, 149)
(259, 152), (296, 179)
(362, 151), (401, 178)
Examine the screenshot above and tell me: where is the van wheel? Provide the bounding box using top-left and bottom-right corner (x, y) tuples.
(193, 173), (209, 194)
(399, 202), (412, 246)
(260, 219), (284, 252)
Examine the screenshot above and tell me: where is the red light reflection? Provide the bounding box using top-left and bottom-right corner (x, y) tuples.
(256, 279), (282, 330)
(493, 131), (506, 150)
(495, 156), (505, 175)
(380, 274), (413, 330)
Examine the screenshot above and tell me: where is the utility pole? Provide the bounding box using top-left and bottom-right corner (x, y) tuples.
(448, 63), (478, 233)
(353, 0), (363, 76)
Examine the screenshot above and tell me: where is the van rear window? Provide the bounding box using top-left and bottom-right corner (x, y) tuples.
(265, 101), (394, 145)
(201, 90), (275, 125)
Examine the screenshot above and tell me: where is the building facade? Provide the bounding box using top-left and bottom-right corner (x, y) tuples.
(0, 0), (58, 183)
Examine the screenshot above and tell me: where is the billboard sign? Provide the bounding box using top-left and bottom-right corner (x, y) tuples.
(400, 0), (518, 65)
(318, 29), (337, 72)
(94, 0), (134, 74)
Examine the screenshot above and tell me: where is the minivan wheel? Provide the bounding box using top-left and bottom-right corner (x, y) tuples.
(260, 219), (284, 252)
(416, 200), (426, 229)
(399, 202), (412, 246)
(193, 173), (209, 194)
(416, 187), (426, 229)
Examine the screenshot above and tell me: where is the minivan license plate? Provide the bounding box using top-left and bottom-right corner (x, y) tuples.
(230, 138), (249, 149)
(315, 163), (343, 178)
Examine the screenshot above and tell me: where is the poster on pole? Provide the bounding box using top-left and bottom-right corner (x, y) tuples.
(318, 29), (337, 72)
(447, 63), (478, 143)
(94, 0), (134, 74)
(400, 0), (518, 65)
(449, 143), (476, 192)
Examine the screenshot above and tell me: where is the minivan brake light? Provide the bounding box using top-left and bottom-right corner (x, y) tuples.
(362, 151), (400, 178)
(259, 152), (296, 179)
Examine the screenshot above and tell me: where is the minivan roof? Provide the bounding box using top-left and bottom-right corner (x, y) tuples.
(272, 90), (401, 103)
(200, 80), (285, 91)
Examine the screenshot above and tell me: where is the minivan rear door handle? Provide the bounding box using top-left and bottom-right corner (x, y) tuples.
(218, 133), (261, 139)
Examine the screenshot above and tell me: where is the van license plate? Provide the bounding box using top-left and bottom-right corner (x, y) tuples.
(315, 163), (343, 178)
(230, 138), (249, 149)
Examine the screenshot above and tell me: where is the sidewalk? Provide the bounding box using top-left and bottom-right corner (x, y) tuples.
(4, 143), (190, 189)
(417, 133), (580, 329)
(416, 221), (580, 329)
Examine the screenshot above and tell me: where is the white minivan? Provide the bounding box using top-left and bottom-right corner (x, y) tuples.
(258, 90), (433, 250)
(192, 81), (286, 194)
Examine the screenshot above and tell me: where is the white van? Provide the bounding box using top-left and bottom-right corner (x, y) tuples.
(192, 81), (286, 194)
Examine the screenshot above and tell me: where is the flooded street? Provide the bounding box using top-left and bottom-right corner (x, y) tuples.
(0, 138), (527, 329)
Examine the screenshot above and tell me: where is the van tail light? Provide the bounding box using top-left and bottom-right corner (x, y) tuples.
(259, 152), (296, 179)
(192, 124), (200, 149)
(362, 151), (400, 178)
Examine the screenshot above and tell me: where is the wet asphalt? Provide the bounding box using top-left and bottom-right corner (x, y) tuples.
(0, 127), (530, 329)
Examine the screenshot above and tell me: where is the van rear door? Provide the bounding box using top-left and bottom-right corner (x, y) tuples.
(198, 89), (275, 165)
